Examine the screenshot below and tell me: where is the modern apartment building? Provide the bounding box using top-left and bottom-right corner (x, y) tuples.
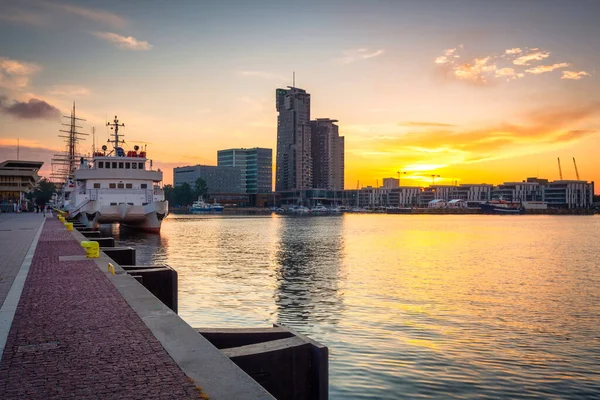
(173, 165), (242, 194)
(275, 87), (312, 191)
(217, 148), (272, 194)
(0, 159), (43, 211)
(382, 178), (399, 189)
(310, 118), (344, 190)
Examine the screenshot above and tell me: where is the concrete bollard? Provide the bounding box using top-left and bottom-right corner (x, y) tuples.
(81, 241), (99, 258)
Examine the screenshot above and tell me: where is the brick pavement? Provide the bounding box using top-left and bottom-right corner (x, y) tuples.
(0, 213), (44, 307)
(0, 218), (202, 399)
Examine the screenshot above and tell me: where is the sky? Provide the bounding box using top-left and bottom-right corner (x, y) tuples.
(1, 0), (599, 191)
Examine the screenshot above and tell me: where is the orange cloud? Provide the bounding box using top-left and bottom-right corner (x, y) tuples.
(561, 70), (591, 80)
(92, 32), (152, 51)
(0, 56), (42, 89)
(513, 50), (550, 66)
(525, 63), (570, 75)
(399, 121), (455, 128)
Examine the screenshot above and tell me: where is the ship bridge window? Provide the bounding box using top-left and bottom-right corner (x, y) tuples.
(109, 183), (116, 189)
(112, 162), (117, 169)
(126, 183), (132, 189)
(125, 162), (130, 169)
(132, 163), (137, 169)
(93, 183), (101, 189)
(141, 184), (147, 189)
(105, 162), (110, 169)
(117, 183), (125, 189)
(98, 162), (103, 168)
(139, 162), (144, 169)
(118, 162), (124, 169)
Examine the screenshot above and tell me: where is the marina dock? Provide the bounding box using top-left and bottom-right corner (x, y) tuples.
(0, 213), (279, 399)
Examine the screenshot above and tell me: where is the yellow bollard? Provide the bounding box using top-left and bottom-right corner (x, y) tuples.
(81, 241), (99, 258)
(65, 222), (73, 231)
(108, 263), (115, 275)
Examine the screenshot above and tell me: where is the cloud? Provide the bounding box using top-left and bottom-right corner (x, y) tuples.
(0, 56), (42, 89)
(0, 7), (47, 27)
(561, 70), (591, 80)
(525, 62), (570, 75)
(399, 121), (455, 128)
(340, 48), (385, 64)
(513, 50), (550, 66)
(452, 57), (497, 84)
(92, 32), (153, 51)
(434, 45), (586, 84)
(0, 96), (61, 120)
(48, 85), (90, 97)
(44, 2), (127, 29)
(505, 48), (522, 55)
(357, 104), (600, 170)
(495, 67), (524, 80)
(238, 71), (286, 80)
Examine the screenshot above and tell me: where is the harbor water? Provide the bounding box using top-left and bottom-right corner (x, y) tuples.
(105, 214), (600, 399)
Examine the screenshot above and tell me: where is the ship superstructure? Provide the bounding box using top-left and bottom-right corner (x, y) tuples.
(65, 115), (168, 231)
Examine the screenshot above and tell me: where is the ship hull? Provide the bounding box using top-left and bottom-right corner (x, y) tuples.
(479, 203), (524, 214)
(71, 200), (168, 231)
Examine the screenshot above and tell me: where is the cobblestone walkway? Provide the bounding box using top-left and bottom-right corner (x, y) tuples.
(0, 218), (201, 399)
(0, 213), (44, 307)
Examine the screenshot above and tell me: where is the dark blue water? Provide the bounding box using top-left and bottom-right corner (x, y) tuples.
(106, 214), (600, 399)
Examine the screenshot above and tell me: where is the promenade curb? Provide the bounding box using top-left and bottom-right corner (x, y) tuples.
(0, 218), (45, 360)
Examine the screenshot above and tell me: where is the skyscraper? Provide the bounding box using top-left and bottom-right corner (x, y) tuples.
(310, 118), (344, 190)
(275, 87), (312, 192)
(217, 148), (272, 193)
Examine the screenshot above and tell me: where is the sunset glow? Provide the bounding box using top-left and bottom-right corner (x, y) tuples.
(0, 1), (598, 191)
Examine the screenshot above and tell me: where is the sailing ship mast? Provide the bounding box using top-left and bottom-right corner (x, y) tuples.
(51, 102), (87, 185)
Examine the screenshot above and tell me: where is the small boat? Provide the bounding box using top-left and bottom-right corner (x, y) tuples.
(479, 199), (524, 214)
(311, 203), (329, 213)
(190, 196), (223, 213)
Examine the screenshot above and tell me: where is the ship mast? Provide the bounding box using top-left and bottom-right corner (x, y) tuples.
(106, 115), (125, 154)
(51, 102), (87, 184)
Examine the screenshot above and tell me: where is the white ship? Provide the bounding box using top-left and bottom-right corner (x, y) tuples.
(64, 116), (168, 232)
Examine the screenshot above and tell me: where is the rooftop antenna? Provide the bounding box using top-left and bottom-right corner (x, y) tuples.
(92, 127), (95, 154)
(293, 71), (295, 88)
(17, 138), (19, 160)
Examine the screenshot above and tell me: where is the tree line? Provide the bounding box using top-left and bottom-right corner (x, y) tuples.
(163, 178), (208, 206)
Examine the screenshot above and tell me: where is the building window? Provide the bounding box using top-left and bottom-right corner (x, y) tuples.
(141, 184), (147, 189)
(118, 162), (124, 169)
(93, 183), (101, 189)
(109, 183), (116, 189)
(117, 183), (125, 189)
(112, 162), (117, 169)
(98, 162), (103, 168)
(126, 183), (133, 189)
(125, 162), (131, 169)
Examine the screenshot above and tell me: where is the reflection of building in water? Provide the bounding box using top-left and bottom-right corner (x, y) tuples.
(275, 217), (345, 328)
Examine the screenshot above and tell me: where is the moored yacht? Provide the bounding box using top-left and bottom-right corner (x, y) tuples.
(65, 116), (168, 231)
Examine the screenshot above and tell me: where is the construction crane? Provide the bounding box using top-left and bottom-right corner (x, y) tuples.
(557, 157), (563, 180)
(431, 174), (440, 185)
(573, 157), (580, 180)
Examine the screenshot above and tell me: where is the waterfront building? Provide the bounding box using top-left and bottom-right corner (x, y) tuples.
(173, 165), (242, 194)
(492, 181), (545, 202)
(276, 87), (312, 191)
(382, 178), (399, 189)
(0, 160), (43, 211)
(388, 187), (421, 207)
(544, 180), (594, 209)
(310, 118), (344, 190)
(452, 184), (493, 202)
(218, 148), (272, 194)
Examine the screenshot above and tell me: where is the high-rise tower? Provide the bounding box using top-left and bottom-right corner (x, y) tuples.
(275, 87), (312, 192)
(310, 118), (344, 190)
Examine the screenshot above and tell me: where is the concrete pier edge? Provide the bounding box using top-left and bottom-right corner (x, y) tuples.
(0, 218), (45, 359)
(68, 227), (275, 399)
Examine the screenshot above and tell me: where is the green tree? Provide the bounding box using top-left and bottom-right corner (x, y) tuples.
(163, 184), (174, 203)
(173, 182), (194, 206)
(193, 178), (208, 200)
(31, 178), (56, 207)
